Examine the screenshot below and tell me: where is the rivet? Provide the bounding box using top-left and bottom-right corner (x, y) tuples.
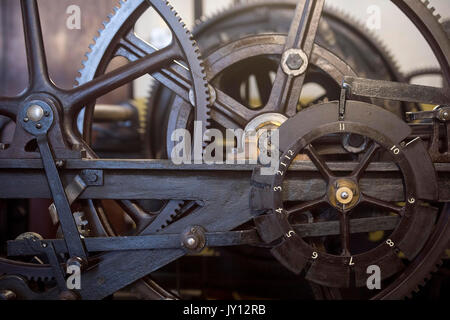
(186, 237), (197, 247)
(26, 104), (44, 122)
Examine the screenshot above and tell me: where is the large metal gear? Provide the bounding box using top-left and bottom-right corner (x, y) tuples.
(77, 0), (211, 143)
(0, 0), (449, 301)
(0, 0), (211, 299)
(139, 7), (444, 299)
(144, 0), (407, 159)
(251, 100), (440, 291)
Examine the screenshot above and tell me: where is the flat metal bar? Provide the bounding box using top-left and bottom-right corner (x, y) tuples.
(20, 0), (49, 86)
(194, 0), (203, 21)
(36, 135), (87, 261)
(1, 159), (449, 172)
(344, 77), (450, 105)
(7, 216), (399, 256)
(64, 43), (180, 113)
(118, 32), (191, 102)
(0, 171), (404, 201)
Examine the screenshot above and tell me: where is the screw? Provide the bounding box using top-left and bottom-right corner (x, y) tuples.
(443, 111), (449, 120)
(186, 236), (197, 248)
(41, 242), (48, 248)
(36, 123), (42, 129)
(23, 117), (29, 123)
(44, 110), (50, 117)
(341, 191), (349, 200)
(67, 256), (85, 270)
(286, 53), (304, 70)
(55, 160), (65, 168)
(86, 173), (98, 183)
(408, 197), (416, 204)
(26, 104), (44, 122)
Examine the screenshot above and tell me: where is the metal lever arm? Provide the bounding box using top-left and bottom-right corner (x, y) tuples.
(36, 134), (87, 261)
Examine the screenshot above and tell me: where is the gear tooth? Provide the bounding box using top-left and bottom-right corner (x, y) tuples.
(416, 1), (448, 46)
(79, 0), (210, 144)
(165, 0), (174, 11)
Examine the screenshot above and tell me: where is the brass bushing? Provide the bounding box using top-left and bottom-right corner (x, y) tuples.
(328, 179), (360, 211)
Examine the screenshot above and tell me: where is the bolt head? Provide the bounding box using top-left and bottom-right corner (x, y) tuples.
(286, 53), (304, 70)
(35, 123), (42, 129)
(186, 236), (197, 248)
(67, 256), (85, 269)
(341, 191), (349, 200)
(26, 104), (44, 122)
(87, 174), (98, 183)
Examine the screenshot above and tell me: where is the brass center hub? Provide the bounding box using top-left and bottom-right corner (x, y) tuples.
(328, 179), (360, 211)
(336, 187), (353, 204)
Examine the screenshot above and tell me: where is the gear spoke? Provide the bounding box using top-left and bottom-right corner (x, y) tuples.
(64, 43), (181, 115)
(266, 0), (325, 116)
(212, 89), (253, 128)
(339, 212), (351, 256)
(286, 196), (328, 216)
(304, 144), (334, 181)
(118, 31), (192, 101)
(117, 200), (155, 234)
(351, 143), (380, 180)
(20, 0), (49, 88)
(361, 193), (404, 216)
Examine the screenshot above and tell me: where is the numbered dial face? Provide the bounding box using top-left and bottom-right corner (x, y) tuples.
(251, 104), (438, 289)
